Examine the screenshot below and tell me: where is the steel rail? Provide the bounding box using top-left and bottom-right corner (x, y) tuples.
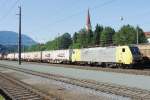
(0, 64), (150, 99)
(0, 71), (55, 100)
(28, 62), (150, 76)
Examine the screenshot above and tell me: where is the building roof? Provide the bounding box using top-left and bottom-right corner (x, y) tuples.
(144, 32), (150, 38)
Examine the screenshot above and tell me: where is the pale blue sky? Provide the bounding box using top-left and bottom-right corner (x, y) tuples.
(0, 0), (150, 43)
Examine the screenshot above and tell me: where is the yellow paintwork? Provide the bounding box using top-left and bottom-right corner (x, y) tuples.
(72, 46), (134, 64)
(116, 46), (133, 64)
(71, 49), (81, 62)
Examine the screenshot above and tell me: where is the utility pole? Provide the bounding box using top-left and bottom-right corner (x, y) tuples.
(137, 25), (139, 45)
(18, 6), (22, 65)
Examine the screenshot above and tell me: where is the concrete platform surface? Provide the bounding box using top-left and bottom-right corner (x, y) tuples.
(0, 60), (150, 91)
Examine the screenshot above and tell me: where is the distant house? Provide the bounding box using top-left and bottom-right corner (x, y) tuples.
(144, 32), (150, 43)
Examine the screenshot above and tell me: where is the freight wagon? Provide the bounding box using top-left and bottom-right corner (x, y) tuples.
(7, 53), (15, 60)
(42, 50), (72, 63)
(5, 50), (72, 63)
(0, 54), (2, 60)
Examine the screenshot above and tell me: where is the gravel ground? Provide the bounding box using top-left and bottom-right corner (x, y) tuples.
(0, 67), (130, 100)
(0, 60), (150, 91)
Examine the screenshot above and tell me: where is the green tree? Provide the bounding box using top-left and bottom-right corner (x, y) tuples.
(87, 30), (93, 46)
(59, 33), (72, 49)
(76, 28), (87, 48)
(100, 27), (115, 46)
(26, 43), (46, 51)
(136, 26), (147, 43)
(72, 28), (89, 48)
(93, 24), (103, 45)
(45, 37), (60, 50)
(114, 25), (147, 45)
(114, 25), (136, 45)
(45, 33), (72, 50)
(72, 32), (78, 43)
(71, 32), (81, 49)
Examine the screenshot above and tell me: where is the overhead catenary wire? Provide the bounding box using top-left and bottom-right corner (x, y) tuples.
(49, 0), (117, 27)
(34, 0), (117, 42)
(37, 0), (117, 34)
(0, 0), (9, 10)
(0, 0), (20, 23)
(91, 0), (117, 10)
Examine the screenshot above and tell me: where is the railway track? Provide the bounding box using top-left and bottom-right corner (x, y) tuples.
(0, 71), (55, 100)
(29, 61), (150, 76)
(0, 64), (150, 100)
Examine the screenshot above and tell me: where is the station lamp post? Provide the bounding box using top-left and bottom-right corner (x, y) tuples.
(136, 25), (139, 45)
(120, 16), (139, 45)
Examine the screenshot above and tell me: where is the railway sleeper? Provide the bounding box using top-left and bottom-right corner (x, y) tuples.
(1, 64), (150, 99)
(14, 94), (39, 98)
(3, 86), (24, 90)
(11, 92), (35, 96)
(3, 87), (25, 90)
(6, 90), (30, 94)
(138, 93), (150, 98)
(143, 95), (150, 100)
(15, 95), (41, 100)
(5, 89), (30, 93)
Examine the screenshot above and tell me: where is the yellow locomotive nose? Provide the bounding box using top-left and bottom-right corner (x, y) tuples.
(116, 46), (142, 65)
(116, 46), (133, 64)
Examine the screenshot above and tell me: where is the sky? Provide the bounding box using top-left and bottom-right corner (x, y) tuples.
(0, 0), (150, 43)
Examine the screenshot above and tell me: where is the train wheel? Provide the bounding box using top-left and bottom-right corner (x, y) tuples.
(127, 64), (133, 69)
(101, 62), (106, 68)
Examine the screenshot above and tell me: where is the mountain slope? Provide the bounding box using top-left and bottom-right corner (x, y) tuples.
(0, 31), (37, 46)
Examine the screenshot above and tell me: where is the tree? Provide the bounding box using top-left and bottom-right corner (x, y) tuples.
(100, 27), (115, 46)
(93, 24), (103, 45)
(59, 33), (72, 49)
(45, 33), (72, 50)
(136, 26), (147, 43)
(25, 24), (147, 51)
(72, 28), (87, 48)
(72, 28), (93, 48)
(26, 44), (44, 51)
(72, 32), (78, 44)
(45, 38), (57, 50)
(71, 32), (81, 49)
(87, 29), (93, 46)
(114, 25), (147, 45)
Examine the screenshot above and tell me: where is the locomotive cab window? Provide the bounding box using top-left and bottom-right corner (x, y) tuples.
(122, 48), (125, 52)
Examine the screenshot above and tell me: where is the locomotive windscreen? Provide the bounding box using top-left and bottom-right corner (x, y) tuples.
(129, 47), (140, 55)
